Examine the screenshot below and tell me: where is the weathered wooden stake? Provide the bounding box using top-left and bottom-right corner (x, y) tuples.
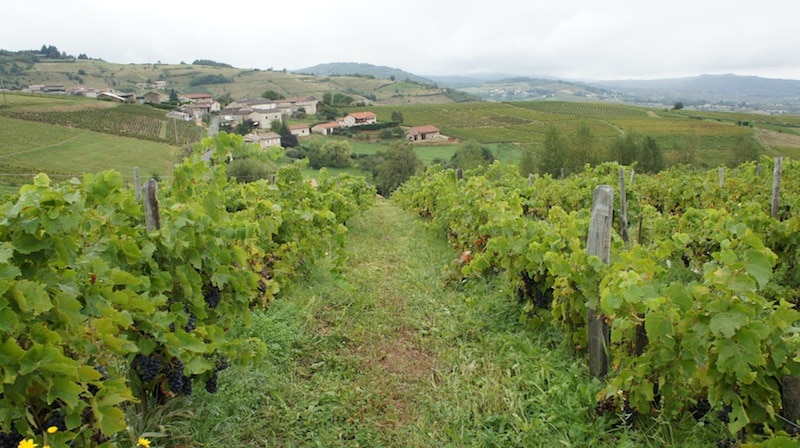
(456, 168), (463, 180)
(527, 173), (534, 186)
(757, 163), (762, 176)
(619, 168), (629, 244)
(782, 376), (800, 426)
(772, 157), (783, 219)
(143, 179), (160, 231)
(134, 167), (141, 202)
(560, 167), (565, 180)
(718, 167), (724, 188)
(629, 169), (635, 188)
(587, 185), (614, 377)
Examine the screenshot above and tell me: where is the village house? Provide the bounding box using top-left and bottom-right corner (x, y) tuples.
(142, 91), (163, 104)
(184, 99), (221, 120)
(311, 121), (341, 135)
(280, 96), (319, 116)
(289, 123), (310, 137)
(339, 111), (377, 127)
(219, 107), (253, 125)
(244, 132), (282, 149)
(181, 93), (213, 102)
(166, 111), (192, 121)
(98, 91), (134, 103)
(248, 109), (283, 128)
(226, 97), (319, 119)
(406, 125), (441, 142)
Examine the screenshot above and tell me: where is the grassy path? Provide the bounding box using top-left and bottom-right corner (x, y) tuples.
(189, 200), (720, 447)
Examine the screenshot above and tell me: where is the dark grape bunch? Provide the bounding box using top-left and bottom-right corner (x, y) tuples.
(717, 403), (733, 424)
(167, 358), (192, 396)
(134, 354), (163, 383)
(0, 428), (23, 448)
(690, 397), (712, 420)
(205, 370), (218, 394)
(594, 393), (635, 426)
(185, 311), (197, 332)
(88, 364), (109, 395)
(42, 411), (67, 433)
(716, 437), (737, 448)
(595, 395), (617, 416)
(204, 285), (221, 309)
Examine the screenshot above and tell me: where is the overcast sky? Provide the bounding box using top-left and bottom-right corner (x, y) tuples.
(4, 0), (799, 81)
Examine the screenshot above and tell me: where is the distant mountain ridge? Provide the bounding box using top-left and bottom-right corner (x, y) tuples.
(3, 47), (799, 112)
(293, 62), (435, 85)
(592, 74), (800, 108)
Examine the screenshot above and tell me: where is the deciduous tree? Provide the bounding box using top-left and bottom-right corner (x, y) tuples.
(539, 125), (566, 177)
(375, 141), (422, 195)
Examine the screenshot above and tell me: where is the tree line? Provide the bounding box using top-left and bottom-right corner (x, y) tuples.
(519, 124), (763, 178)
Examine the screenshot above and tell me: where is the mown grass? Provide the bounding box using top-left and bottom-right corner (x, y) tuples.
(185, 201), (727, 447)
(1, 128), (178, 181)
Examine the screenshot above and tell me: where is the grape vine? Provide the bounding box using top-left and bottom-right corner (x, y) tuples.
(393, 158), (800, 444)
(0, 133), (375, 445)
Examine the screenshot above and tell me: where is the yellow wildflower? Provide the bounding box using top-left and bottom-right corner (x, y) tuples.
(137, 437), (151, 448)
(46, 426), (58, 434)
(18, 439), (37, 448)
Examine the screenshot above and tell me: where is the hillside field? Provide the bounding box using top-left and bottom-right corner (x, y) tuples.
(3, 91), (800, 190)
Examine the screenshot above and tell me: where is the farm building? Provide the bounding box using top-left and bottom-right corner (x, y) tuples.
(340, 111), (377, 127)
(406, 125), (441, 142)
(289, 124), (310, 137)
(244, 132), (282, 149)
(142, 91), (163, 104)
(312, 122), (341, 135)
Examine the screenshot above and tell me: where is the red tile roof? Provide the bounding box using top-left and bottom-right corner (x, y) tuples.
(408, 125), (440, 133)
(348, 111), (376, 119)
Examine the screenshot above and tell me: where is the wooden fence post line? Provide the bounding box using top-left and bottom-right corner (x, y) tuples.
(134, 167), (141, 203)
(619, 168), (629, 244)
(587, 185), (614, 378)
(143, 179), (161, 231)
(772, 157), (783, 219)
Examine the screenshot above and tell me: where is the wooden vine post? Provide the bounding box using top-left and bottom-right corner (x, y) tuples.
(143, 179), (161, 231)
(456, 168), (463, 181)
(718, 167), (725, 188)
(587, 185), (614, 377)
(134, 167), (141, 202)
(772, 156), (782, 219)
(618, 167), (629, 244)
(775, 155), (800, 425)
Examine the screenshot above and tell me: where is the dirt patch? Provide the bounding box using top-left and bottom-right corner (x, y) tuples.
(755, 127), (800, 150)
(356, 328), (436, 428)
(367, 329), (433, 378)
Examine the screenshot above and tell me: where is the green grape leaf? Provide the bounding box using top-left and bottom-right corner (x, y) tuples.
(646, 311), (674, 349)
(47, 376), (84, 408)
(709, 311), (748, 338)
(744, 249), (773, 289)
(11, 279), (52, 315)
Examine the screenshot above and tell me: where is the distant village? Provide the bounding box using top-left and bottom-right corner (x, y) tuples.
(21, 82), (442, 148)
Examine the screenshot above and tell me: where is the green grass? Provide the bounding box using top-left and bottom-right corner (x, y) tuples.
(185, 201), (727, 447)
(0, 116), (84, 154)
(1, 129), (178, 181)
